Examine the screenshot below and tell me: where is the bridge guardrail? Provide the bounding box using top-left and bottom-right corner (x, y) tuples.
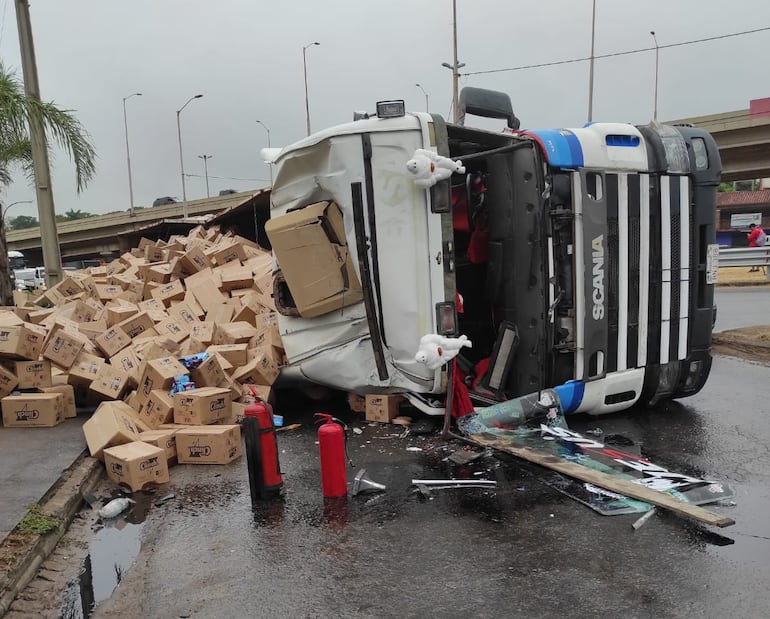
(718, 246), (770, 280)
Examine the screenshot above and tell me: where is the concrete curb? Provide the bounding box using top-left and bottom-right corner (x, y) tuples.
(0, 450), (103, 617)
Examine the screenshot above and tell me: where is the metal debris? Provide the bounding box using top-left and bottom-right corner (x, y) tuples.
(447, 448), (485, 465)
(632, 508), (657, 530)
(154, 492), (176, 507)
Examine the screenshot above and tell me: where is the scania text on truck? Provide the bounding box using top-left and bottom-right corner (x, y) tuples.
(262, 87), (720, 416)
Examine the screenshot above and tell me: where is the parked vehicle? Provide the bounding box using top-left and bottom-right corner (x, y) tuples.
(152, 196), (177, 206)
(263, 87), (720, 415)
(13, 266), (45, 291)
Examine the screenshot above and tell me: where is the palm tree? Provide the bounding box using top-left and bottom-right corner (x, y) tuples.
(0, 60), (96, 303)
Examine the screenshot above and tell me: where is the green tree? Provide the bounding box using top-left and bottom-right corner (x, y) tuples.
(0, 60), (96, 304)
(8, 214), (38, 230)
(61, 208), (94, 220)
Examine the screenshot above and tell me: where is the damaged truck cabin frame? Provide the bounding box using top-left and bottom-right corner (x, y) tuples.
(265, 87), (720, 416)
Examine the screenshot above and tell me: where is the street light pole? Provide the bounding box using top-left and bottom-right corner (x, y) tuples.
(303, 41), (320, 136)
(122, 92), (142, 216)
(198, 155), (212, 198)
(176, 93), (203, 217)
(441, 0), (465, 122)
(415, 83), (429, 112)
(255, 120), (272, 186)
(587, 0), (597, 122)
(651, 30), (659, 122)
(14, 0), (62, 287)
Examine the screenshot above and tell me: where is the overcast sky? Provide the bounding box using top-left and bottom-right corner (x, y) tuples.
(1, 0), (769, 219)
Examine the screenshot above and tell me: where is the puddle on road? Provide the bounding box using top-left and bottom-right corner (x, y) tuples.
(59, 492), (153, 618)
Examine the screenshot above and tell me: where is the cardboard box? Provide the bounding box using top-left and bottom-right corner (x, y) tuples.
(103, 441), (170, 492)
(175, 425), (242, 464)
(365, 394), (404, 423)
(264, 201), (363, 318)
(110, 347), (142, 385)
(139, 429), (177, 465)
(137, 356), (188, 405)
(39, 384), (77, 418)
(347, 392), (366, 414)
(1, 393), (63, 428)
(211, 241), (247, 266)
(42, 329), (86, 368)
(106, 305), (138, 327)
(0, 324), (45, 360)
(89, 364), (130, 400)
(220, 266), (253, 291)
(154, 316), (190, 343)
(190, 354), (226, 388)
(219, 401), (247, 425)
(231, 349), (279, 385)
(151, 280), (186, 306)
(12, 360), (52, 389)
(173, 387), (231, 425)
(0, 364), (18, 398)
(188, 278), (227, 314)
(82, 400), (145, 460)
(189, 322), (215, 346)
(214, 322), (257, 345)
(94, 325), (131, 357)
(117, 311), (155, 339)
(140, 389), (175, 429)
(68, 351), (105, 387)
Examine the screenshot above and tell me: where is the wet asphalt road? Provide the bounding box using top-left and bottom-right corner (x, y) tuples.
(78, 351), (770, 619)
(714, 286), (770, 331)
(55, 286), (770, 619)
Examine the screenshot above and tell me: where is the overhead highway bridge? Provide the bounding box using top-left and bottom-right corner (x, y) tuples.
(6, 190), (270, 266)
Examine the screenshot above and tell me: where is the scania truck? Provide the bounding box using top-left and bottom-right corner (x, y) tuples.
(262, 87), (720, 415)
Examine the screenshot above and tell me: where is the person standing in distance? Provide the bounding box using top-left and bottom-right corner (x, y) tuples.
(747, 223), (767, 273)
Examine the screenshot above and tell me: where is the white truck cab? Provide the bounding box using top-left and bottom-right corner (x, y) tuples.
(264, 88), (720, 416)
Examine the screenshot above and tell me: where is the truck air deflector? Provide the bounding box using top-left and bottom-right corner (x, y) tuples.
(522, 129), (584, 168)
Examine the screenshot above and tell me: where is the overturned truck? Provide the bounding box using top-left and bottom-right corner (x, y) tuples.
(263, 87), (720, 416)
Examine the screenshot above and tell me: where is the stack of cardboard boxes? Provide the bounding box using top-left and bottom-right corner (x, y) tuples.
(1, 226), (282, 491)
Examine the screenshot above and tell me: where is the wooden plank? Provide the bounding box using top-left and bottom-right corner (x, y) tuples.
(470, 432), (735, 528)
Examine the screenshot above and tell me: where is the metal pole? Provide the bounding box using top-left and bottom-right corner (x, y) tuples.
(587, 0), (596, 122)
(256, 120), (272, 186)
(303, 42), (319, 136)
(176, 94), (203, 218)
(451, 0), (459, 122)
(123, 92), (141, 217)
(651, 31), (659, 122)
(416, 83), (429, 112)
(14, 0), (62, 287)
(198, 155), (212, 198)
(441, 1), (465, 122)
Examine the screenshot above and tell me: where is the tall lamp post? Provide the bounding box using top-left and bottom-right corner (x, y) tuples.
(650, 30), (660, 122)
(441, 0), (465, 122)
(587, 0), (596, 122)
(303, 41), (320, 136)
(198, 154), (213, 198)
(255, 119), (272, 186)
(415, 83), (429, 112)
(176, 93), (203, 216)
(122, 92), (142, 216)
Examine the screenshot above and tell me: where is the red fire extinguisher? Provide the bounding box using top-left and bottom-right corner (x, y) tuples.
(243, 393), (283, 502)
(314, 413), (350, 498)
